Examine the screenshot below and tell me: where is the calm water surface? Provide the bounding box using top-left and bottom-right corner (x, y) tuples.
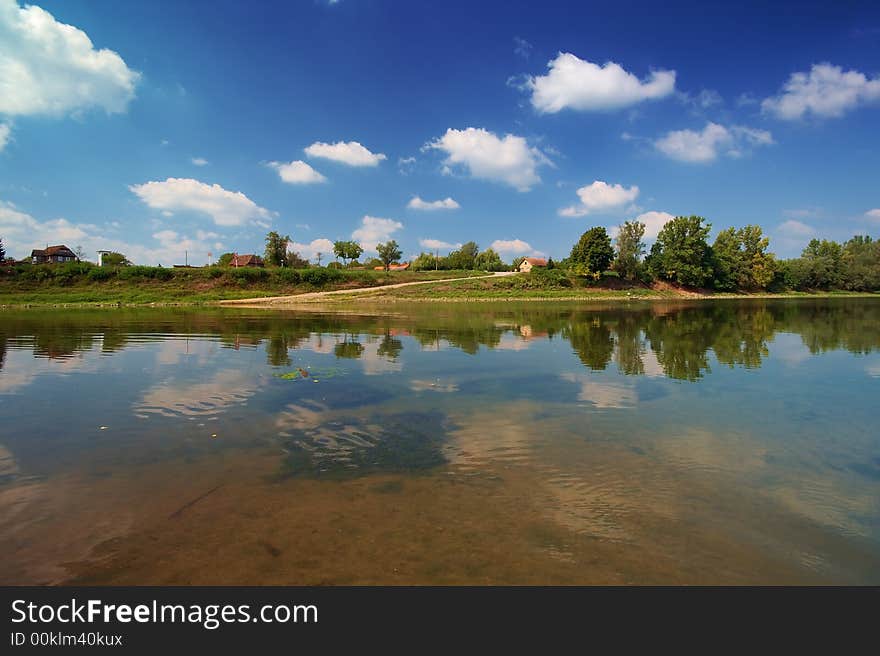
(1, 299), (879, 584)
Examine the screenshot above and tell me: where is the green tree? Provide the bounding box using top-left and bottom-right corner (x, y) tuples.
(264, 231), (290, 267)
(646, 216), (714, 287)
(446, 241), (479, 269)
(739, 225), (775, 289)
(217, 252), (234, 266)
(570, 226), (614, 276)
(101, 251), (131, 267)
(614, 220), (646, 281)
(286, 250), (310, 268)
(376, 240), (402, 271)
(712, 227), (742, 291)
(801, 238), (843, 289)
(333, 240), (363, 266)
(511, 256), (526, 270)
(841, 235), (880, 291)
(474, 248), (505, 271)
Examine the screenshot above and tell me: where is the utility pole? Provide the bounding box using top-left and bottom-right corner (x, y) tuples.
(317, 252), (322, 266)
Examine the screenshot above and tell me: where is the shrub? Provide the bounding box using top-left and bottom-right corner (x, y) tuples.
(301, 267), (343, 286)
(87, 267), (115, 281)
(275, 269), (301, 284)
(230, 267), (268, 283)
(118, 265), (173, 281)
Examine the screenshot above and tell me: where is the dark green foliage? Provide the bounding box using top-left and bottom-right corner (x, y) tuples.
(100, 252), (130, 267)
(570, 227), (614, 275)
(264, 231), (290, 267)
(474, 247), (505, 271)
(87, 267), (114, 281)
(300, 267), (343, 286)
(646, 215), (714, 287)
(117, 266), (174, 281)
(614, 220), (646, 281)
(376, 240), (402, 271)
(230, 267), (268, 283)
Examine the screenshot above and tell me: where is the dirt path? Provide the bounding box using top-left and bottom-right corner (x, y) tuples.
(219, 271), (517, 305)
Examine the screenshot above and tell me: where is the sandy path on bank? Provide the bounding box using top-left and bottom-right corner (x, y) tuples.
(218, 271), (516, 305)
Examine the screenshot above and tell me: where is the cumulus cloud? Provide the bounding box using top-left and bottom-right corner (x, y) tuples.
(625, 211), (675, 240)
(864, 209), (880, 221)
(351, 215), (403, 251)
(653, 122), (773, 163)
(0, 0), (140, 117)
(129, 178), (274, 227)
(428, 127), (548, 191)
(777, 219), (815, 237)
(490, 238), (539, 255)
(762, 63), (880, 120)
(290, 238), (334, 261)
(304, 140), (386, 166)
(407, 196), (460, 211)
(191, 157), (209, 166)
(0, 200), (221, 266)
(419, 238), (460, 251)
(268, 160), (327, 184)
(527, 53), (676, 113)
(559, 180), (639, 217)
(0, 122), (9, 150)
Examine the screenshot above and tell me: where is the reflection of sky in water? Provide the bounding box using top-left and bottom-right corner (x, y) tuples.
(1, 300), (879, 583)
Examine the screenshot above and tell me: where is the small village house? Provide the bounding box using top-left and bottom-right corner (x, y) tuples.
(231, 254), (264, 267)
(518, 257), (547, 273)
(31, 245), (77, 264)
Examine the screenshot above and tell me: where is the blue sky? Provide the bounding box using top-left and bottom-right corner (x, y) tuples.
(1, 0), (879, 265)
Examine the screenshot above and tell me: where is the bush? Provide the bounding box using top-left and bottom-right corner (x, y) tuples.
(207, 267), (224, 279)
(530, 268), (573, 287)
(87, 267), (115, 281)
(301, 267), (343, 286)
(117, 265), (173, 281)
(229, 267), (268, 283)
(274, 269), (301, 284)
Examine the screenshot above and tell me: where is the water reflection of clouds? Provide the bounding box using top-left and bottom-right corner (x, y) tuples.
(409, 379), (459, 393)
(0, 345), (104, 394)
(135, 368), (263, 418)
(771, 333), (813, 366)
(559, 373), (637, 409)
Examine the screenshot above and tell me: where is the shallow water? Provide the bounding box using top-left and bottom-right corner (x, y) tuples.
(1, 299), (879, 584)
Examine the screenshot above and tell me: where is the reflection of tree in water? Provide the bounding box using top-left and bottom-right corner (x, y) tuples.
(0, 336), (6, 372)
(614, 314), (646, 376)
(563, 318), (614, 371)
(266, 333), (292, 367)
(334, 335), (365, 359)
(377, 333), (403, 360)
(643, 310), (719, 381)
(712, 307), (774, 369)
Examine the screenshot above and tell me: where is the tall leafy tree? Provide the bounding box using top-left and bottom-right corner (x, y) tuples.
(646, 215), (714, 287)
(264, 231), (290, 267)
(376, 240), (402, 271)
(570, 226), (614, 275)
(333, 240), (363, 266)
(474, 248), (505, 271)
(613, 220), (646, 281)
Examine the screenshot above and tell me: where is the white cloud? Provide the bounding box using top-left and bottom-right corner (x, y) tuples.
(407, 196), (460, 211)
(865, 209), (880, 221)
(0, 200), (220, 265)
(129, 178), (273, 227)
(428, 127), (547, 191)
(514, 36), (533, 59)
(290, 238), (334, 261)
(762, 63), (880, 120)
(268, 159), (327, 184)
(559, 180), (639, 217)
(784, 208), (823, 220)
(351, 215), (403, 251)
(398, 156), (416, 175)
(419, 238), (460, 251)
(0, 0), (140, 116)
(191, 157), (209, 166)
(653, 122), (773, 163)
(490, 239), (539, 255)
(304, 140), (386, 167)
(527, 53), (676, 113)
(627, 210), (675, 240)
(0, 122), (9, 150)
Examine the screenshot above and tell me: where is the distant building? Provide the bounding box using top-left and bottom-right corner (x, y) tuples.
(231, 254), (264, 267)
(518, 257), (547, 273)
(31, 245), (77, 264)
(373, 262), (410, 271)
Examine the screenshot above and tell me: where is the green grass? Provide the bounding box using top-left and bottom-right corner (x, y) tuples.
(0, 264), (485, 307)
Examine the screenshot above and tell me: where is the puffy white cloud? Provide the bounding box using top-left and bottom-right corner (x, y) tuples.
(559, 180), (639, 217)
(0, 122), (9, 150)
(0, 0), (140, 116)
(407, 196), (460, 211)
(428, 127), (547, 191)
(129, 178), (273, 227)
(304, 140), (386, 166)
(777, 219), (815, 238)
(653, 122), (773, 163)
(268, 159), (327, 184)
(191, 157), (209, 166)
(490, 238), (539, 255)
(289, 238), (334, 261)
(527, 53), (676, 113)
(762, 63), (880, 120)
(627, 211), (675, 240)
(419, 238), (460, 250)
(0, 200), (221, 265)
(865, 209), (880, 221)
(351, 215), (403, 251)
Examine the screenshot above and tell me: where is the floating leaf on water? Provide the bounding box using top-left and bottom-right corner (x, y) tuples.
(274, 366), (348, 382)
